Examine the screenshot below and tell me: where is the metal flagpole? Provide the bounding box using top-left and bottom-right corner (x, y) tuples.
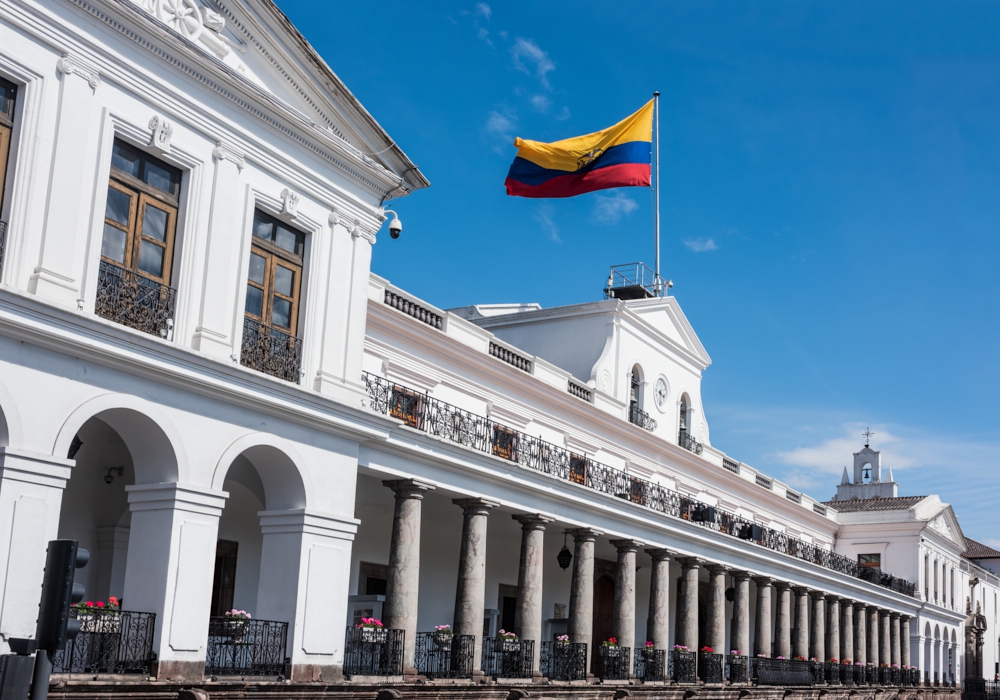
(653, 90), (661, 295)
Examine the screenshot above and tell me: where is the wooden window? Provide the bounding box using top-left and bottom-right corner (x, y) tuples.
(245, 209), (305, 334)
(210, 539), (239, 616)
(389, 386), (423, 428)
(491, 424), (518, 461)
(0, 78), (16, 215)
(859, 553), (881, 573)
(569, 454), (587, 485)
(101, 139), (181, 284)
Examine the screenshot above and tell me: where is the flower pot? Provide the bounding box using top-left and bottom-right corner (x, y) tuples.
(433, 632), (452, 650)
(360, 627), (388, 644)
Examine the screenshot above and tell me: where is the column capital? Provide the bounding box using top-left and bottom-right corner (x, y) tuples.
(774, 580), (793, 591)
(730, 569), (753, 581)
(383, 478), (435, 499)
(568, 527), (604, 542)
(678, 556), (704, 570)
(840, 597), (855, 607)
(900, 614), (911, 623)
(753, 575), (776, 587)
(609, 538), (644, 553)
(513, 513), (554, 530)
(126, 482), (227, 516)
(644, 547), (674, 561)
(452, 497), (500, 515)
(707, 563), (730, 574)
(810, 590), (827, 601)
(793, 586), (812, 596)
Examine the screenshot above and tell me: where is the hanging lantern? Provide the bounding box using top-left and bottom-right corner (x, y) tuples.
(557, 533), (573, 570)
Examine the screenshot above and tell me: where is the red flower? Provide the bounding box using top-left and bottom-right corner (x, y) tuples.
(96, 601), (104, 608)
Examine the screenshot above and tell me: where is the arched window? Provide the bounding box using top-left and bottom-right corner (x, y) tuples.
(924, 555), (929, 600)
(628, 365), (643, 426)
(933, 560), (939, 602)
(678, 394), (690, 443)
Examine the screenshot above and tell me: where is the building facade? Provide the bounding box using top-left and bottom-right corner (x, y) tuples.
(0, 0), (991, 696)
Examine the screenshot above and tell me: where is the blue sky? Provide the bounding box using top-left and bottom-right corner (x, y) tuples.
(278, 1), (1000, 543)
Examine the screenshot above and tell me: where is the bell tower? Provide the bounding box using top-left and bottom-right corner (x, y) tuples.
(832, 429), (899, 501)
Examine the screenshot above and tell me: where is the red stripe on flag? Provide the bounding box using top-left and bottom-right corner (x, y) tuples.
(505, 163), (650, 199)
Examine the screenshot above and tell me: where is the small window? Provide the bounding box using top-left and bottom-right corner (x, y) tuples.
(389, 385), (423, 428)
(859, 553), (881, 572)
(569, 454), (587, 485)
(245, 210), (304, 334)
(491, 424), (518, 461)
(0, 77), (17, 216)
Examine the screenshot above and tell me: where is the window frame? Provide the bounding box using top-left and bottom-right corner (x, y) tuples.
(0, 77), (17, 217)
(858, 552), (882, 572)
(245, 209), (305, 335)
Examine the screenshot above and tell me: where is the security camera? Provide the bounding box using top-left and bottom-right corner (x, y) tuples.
(385, 210), (402, 239)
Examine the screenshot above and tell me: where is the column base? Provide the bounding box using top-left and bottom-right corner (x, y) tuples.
(290, 663), (343, 682)
(153, 659), (205, 682)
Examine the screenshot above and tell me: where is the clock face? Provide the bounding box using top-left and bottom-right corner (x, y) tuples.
(654, 378), (668, 411)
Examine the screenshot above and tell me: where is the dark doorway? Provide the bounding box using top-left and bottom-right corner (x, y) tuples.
(210, 539), (239, 616)
(592, 575), (615, 673)
(501, 595), (517, 633)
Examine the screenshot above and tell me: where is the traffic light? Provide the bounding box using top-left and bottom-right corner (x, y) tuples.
(34, 540), (88, 651)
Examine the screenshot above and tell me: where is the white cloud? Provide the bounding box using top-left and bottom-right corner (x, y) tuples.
(485, 109), (517, 152)
(534, 205), (561, 242)
(555, 105), (571, 120)
(530, 94), (551, 112)
(511, 38), (555, 89)
(477, 27), (492, 45)
(683, 237), (719, 252)
(593, 192), (638, 224)
(475, 2), (491, 19)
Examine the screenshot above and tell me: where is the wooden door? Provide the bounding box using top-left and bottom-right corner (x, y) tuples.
(210, 540), (239, 616)
(592, 575), (616, 673)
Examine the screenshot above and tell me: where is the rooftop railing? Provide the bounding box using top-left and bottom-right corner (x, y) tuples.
(363, 372), (917, 597)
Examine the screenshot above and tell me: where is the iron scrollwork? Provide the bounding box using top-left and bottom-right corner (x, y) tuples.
(540, 640), (587, 681)
(414, 632), (474, 679)
(343, 626), (404, 677)
(51, 609), (156, 675)
(481, 637), (533, 679)
(205, 617), (288, 678)
(240, 317), (302, 383)
(95, 261), (176, 338)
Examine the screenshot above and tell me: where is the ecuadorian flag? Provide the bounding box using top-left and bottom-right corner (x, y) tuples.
(505, 100), (653, 198)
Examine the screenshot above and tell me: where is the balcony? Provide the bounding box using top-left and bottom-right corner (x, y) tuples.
(414, 632), (474, 679)
(363, 372), (918, 597)
(205, 616), (288, 678)
(539, 640), (587, 681)
(481, 637), (533, 679)
(628, 404), (658, 431)
(343, 626), (404, 677)
(240, 317), (302, 383)
(95, 261), (176, 337)
(51, 608), (156, 676)
(679, 431), (704, 455)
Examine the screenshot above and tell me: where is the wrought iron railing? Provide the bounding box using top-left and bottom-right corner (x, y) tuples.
(51, 609), (156, 675)
(95, 261), (176, 338)
(679, 431), (703, 454)
(865, 664), (879, 685)
(343, 627), (404, 677)
(205, 617), (287, 678)
(671, 650), (697, 683)
(825, 661), (842, 684)
(0, 220), (6, 275)
(726, 654), (750, 683)
(979, 679), (998, 700)
(362, 372), (918, 597)
(414, 632), (474, 679)
(628, 404), (657, 431)
(634, 647), (666, 682)
(481, 637), (533, 679)
(384, 290), (442, 330)
(540, 641), (586, 681)
(240, 317), (302, 383)
(752, 657), (818, 685)
(699, 651), (724, 683)
(596, 645), (630, 681)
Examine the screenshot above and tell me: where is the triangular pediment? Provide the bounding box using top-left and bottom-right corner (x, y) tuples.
(626, 298), (712, 370)
(923, 506), (966, 550)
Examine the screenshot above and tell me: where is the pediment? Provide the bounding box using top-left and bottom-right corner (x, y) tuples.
(627, 298), (712, 370)
(925, 507), (966, 549)
(129, 0), (425, 189)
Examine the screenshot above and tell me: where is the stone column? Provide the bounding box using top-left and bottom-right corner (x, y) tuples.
(868, 606), (880, 666)
(775, 581), (792, 659)
(646, 548), (672, 650)
(841, 600), (854, 663)
(890, 612), (901, 667)
(610, 539), (642, 653)
(880, 610), (891, 667)
(732, 570), (752, 657)
(901, 615), (911, 668)
(677, 558), (702, 650)
(754, 576), (774, 657)
(706, 565), (728, 653)
(514, 514), (553, 675)
(570, 529), (603, 673)
(827, 596), (840, 662)
(810, 591), (826, 661)
(452, 498), (499, 675)
(383, 479), (435, 675)
(793, 587), (810, 659)
(855, 604), (867, 665)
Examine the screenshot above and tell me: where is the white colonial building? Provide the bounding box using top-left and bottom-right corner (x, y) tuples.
(0, 0), (993, 696)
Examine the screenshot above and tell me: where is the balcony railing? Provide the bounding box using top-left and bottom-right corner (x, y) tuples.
(240, 317), (302, 383)
(752, 657), (818, 685)
(51, 609), (156, 676)
(205, 617), (287, 678)
(596, 644), (630, 681)
(0, 220), (6, 275)
(95, 261), (176, 338)
(384, 289), (442, 330)
(343, 627), (404, 677)
(726, 654), (750, 683)
(481, 637), (533, 679)
(628, 404), (657, 431)
(679, 431), (703, 454)
(671, 649), (697, 683)
(634, 647), (666, 682)
(699, 651), (724, 683)
(414, 632), (474, 679)
(362, 372), (918, 597)
(540, 640), (587, 681)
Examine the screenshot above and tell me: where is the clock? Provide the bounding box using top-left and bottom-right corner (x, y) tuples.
(654, 377), (668, 412)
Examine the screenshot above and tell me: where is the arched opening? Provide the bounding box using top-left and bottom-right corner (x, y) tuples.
(678, 393), (691, 445)
(925, 622), (932, 684)
(628, 365), (643, 426)
(591, 574), (615, 675)
(861, 462), (873, 483)
(934, 624), (941, 683)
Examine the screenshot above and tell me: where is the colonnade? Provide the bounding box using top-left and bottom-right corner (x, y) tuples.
(379, 480), (914, 676)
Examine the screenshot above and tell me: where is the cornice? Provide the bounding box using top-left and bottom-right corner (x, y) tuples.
(211, 141), (245, 170)
(49, 0), (410, 200)
(329, 205), (378, 244)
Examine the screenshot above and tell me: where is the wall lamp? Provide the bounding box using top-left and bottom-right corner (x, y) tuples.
(105, 466), (124, 485)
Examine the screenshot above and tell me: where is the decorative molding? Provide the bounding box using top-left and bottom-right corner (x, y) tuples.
(212, 142), (245, 171)
(327, 208), (376, 244)
(148, 115), (174, 152)
(280, 188), (299, 218)
(55, 53), (101, 90)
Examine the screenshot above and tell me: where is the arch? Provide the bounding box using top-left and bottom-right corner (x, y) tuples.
(0, 374), (23, 447)
(53, 393), (185, 483)
(678, 392), (692, 442)
(212, 432), (310, 510)
(629, 364), (644, 409)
